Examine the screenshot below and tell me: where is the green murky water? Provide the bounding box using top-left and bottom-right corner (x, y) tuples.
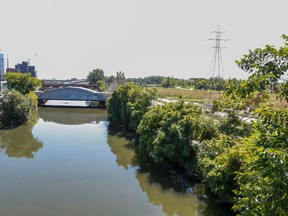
(0, 107), (232, 216)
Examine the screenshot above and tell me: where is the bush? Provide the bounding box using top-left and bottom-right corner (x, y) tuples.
(197, 135), (247, 202)
(107, 83), (156, 132)
(233, 107), (288, 215)
(137, 102), (219, 173)
(0, 90), (34, 128)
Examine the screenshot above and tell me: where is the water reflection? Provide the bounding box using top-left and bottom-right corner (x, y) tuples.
(107, 135), (135, 170)
(38, 107), (107, 125)
(106, 129), (233, 216)
(0, 113), (43, 158)
(133, 153), (205, 215)
(136, 172), (206, 215)
(134, 155), (233, 216)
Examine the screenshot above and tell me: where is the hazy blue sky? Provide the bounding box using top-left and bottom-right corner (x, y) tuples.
(0, 0), (287, 79)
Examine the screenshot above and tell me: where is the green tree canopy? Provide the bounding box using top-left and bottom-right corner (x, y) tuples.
(138, 102), (219, 173)
(231, 34), (288, 101)
(212, 34), (288, 214)
(1, 90), (35, 128)
(5, 72), (42, 95)
(107, 82), (156, 132)
(233, 106), (288, 215)
(87, 68), (105, 84)
(116, 71), (125, 84)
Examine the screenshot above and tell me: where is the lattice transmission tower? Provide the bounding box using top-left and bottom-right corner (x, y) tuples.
(209, 25), (229, 78)
(205, 25), (229, 103)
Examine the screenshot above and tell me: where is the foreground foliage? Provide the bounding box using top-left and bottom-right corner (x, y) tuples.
(232, 106), (288, 215)
(197, 135), (247, 203)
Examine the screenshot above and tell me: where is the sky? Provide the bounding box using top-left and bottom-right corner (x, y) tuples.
(0, 0), (288, 80)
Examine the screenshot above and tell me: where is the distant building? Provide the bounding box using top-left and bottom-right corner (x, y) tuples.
(0, 51), (4, 81)
(6, 68), (18, 72)
(6, 61), (37, 77)
(188, 78), (205, 81)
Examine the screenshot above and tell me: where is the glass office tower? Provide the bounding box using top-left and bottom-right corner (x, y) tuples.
(0, 51), (4, 81)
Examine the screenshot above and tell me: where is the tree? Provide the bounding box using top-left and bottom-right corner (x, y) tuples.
(233, 34), (288, 101)
(137, 102), (219, 173)
(107, 83), (156, 132)
(0, 90), (35, 128)
(195, 79), (207, 90)
(197, 135), (247, 203)
(116, 71), (125, 84)
(221, 34), (288, 214)
(233, 106), (288, 215)
(96, 80), (107, 91)
(5, 72), (42, 95)
(161, 76), (177, 88)
(87, 68), (105, 84)
(106, 75), (116, 85)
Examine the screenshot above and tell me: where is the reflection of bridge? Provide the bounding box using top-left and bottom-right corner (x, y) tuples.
(39, 107), (107, 125)
(36, 87), (111, 106)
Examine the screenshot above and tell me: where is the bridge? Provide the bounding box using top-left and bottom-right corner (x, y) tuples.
(36, 87), (111, 107)
(39, 80), (102, 92)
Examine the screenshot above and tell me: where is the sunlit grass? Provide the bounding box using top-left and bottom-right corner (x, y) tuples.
(150, 87), (223, 103)
(149, 87), (288, 109)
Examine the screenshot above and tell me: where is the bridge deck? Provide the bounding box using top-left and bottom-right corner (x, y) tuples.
(36, 87), (111, 102)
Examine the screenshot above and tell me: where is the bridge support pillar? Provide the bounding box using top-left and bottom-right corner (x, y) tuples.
(38, 99), (47, 107)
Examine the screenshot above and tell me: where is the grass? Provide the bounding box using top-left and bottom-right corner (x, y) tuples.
(149, 87), (288, 109)
(269, 94), (288, 109)
(150, 87), (223, 104)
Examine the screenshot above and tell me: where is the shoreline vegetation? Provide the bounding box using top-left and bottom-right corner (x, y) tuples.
(107, 81), (288, 215)
(107, 35), (288, 215)
(0, 73), (41, 129)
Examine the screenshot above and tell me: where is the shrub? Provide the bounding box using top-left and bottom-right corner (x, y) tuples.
(137, 102), (219, 173)
(233, 107), (288, 215)
(0, 90), (34, 128)
(197, 135), (247, 202)
(107, 83), (156, 132)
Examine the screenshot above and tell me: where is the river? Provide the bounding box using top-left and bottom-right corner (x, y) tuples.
(0, 107), (233, 216)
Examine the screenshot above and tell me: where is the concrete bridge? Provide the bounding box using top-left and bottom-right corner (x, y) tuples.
(36, 87), (111, 106)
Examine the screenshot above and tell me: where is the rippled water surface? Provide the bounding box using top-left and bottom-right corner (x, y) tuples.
(0, 107), (232, 216)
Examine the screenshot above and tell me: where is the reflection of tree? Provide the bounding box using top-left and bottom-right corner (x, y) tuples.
(136, 171), (205, 216)
(106, 127), (233, 215)
(0, 112), (43, 158)
(134, 153), (233, 216)
(106, 128), (135, 170)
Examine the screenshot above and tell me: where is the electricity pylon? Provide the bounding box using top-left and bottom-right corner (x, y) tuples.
(206, 25), (229, 103)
